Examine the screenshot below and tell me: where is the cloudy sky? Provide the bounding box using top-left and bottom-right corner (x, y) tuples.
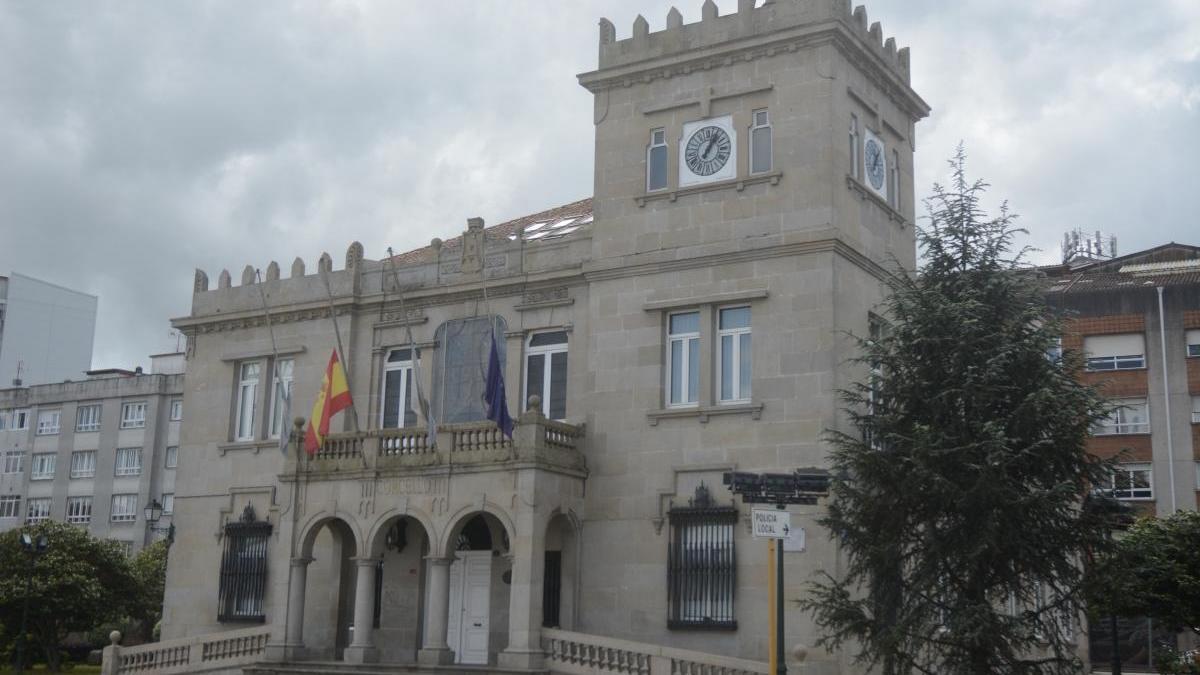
(1, 0), (1197, 370)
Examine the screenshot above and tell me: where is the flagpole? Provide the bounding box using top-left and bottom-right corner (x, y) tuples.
(255, 270), (292, 455)
(385, 248), (437, 446)
(318, 269), (362, 434)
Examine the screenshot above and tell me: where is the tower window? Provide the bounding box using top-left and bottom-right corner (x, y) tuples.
(890, 149), (900, 208)
(750, 109), (772, 174)
(647, 128), (668, 192)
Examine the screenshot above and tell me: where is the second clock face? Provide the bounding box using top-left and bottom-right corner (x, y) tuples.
(684, 125), (732, 177)
(865, 138), (886, 190)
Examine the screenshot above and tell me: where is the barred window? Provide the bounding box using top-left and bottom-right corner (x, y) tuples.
(218, 504), (272, 623)
(71, 450), (96, 478)
(667, 484), (737, 631)
(76, 404), (102, 432)
(26, 498), (51, 524)
(0, 495), (21, 518)
(111, 494), (138, 522)
(121, 402), (147, 429)
(115, 448), (142, 476)
(67, 496), (93, 524)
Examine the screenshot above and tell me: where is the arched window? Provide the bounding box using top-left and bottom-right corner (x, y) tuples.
(524, 331), (568, 420)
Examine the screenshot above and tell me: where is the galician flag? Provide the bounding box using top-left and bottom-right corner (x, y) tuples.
(483, 327), (514, 439)
(304, 350), (354, 456)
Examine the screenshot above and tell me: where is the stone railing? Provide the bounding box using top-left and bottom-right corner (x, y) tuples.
(101, 626), (272, 675)
(294, 408), (586, 477)
(543, 628), (769, 675)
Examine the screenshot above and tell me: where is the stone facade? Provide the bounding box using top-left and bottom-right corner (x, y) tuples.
(161, 2), (928, 672)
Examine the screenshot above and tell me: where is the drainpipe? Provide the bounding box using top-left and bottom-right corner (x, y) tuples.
(1156, 286), (1177, 514)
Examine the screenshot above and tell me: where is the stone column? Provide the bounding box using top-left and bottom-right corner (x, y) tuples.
(343, 557), (380, 664)
(266, 557), (312, 662)
(418, 556), (454, 665)
(499, 474), (546, 669)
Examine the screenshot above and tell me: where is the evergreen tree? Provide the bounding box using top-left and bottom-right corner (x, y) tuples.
(803, 148), (1115, 675)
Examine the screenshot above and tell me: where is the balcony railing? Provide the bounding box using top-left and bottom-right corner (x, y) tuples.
(294, 409), (585, 476)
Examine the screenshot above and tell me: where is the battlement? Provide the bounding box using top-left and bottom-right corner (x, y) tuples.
(592, 0), (910, 85)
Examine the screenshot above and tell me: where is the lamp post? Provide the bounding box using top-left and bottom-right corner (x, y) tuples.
(724, 469), (830, 675)
(15, 531), (49, 675)
(143, 498), (175, 546)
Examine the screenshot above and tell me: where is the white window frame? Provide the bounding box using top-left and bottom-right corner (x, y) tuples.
(70, 450), (96, 479)
(849, 114), (860, 179)
(25, 497), (51, 524)
(66, 496), (92, 524)
(76, 404), (102, 432)
(667, 311), (701, 408)
(169, 398), (183, 421)
(36, 410), (61, 435)
(647, 127), (669, 192)
(1083, 334), (1146, 371)
(110, 494), (138, 523)
(380, 349), (415, 429)
(0, 495), (20, 518)
(3, 450), (23, 474)
(162, 493), (174, 515)
(268, 359), (294, 439)
(1094, 399), (1150, 435)
(716, 306), (752, 404)
(120, 402), (147, 429)
(1192, 396), (1200, 424)
(165, 445), (178, 469)
(235, 361), (261, 441)
(12, 409), (29, 431)
(749, 109), (772, 175)
(30, 453), (56, 480)
(1111, 464), (1153, 501)
(1186, 329), (1200, 358)
(114, 447), (142, 477)
(523, 331), (569, 420)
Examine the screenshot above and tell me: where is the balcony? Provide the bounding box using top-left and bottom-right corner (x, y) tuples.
(284, 409), (586, 478)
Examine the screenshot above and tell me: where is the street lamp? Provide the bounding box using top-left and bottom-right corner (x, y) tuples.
(724, 469), (830, 675)
(15, 531), (49, 675)
(143, 498), (175, 546)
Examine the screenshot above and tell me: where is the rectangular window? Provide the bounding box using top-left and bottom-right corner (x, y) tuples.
(647, 128), (668, 192)
(169, 399), (183, 421)
(235, 361), (261, 441)
(525, 331), (569, 420)
(120, 402), (147, 429)
(165, 445), (178, 469)
(66, 496), (93, 524)
(0, 495), (20, 518)
(76, 404), (102, 432)
(269, 359), (293, 439)
(31, 453), (56, 480)
(849, 114), (860, 179)
(162, 493), (174, 514)
(0, 410), (6, 430)
(11, 409), (29, 431)
(1094, 399), (1150, 435)
(114, 447), (142, 477)
(668, 312), (700, 407)
(70, 450), (96, 478)
(111, 494), (138, 522)
(36, 410), (61, 435)
(1192, 396), (1200, 424)
(1083, 334), (1146, 371)
(717, 307), (751, 403)
(1112, 464), (1153, 500)
(25, 498), (51, 524)
(381, 350), (416, 429)
(1188, 329), (1200, 358)
(3, 450), (24, 474)
(667, 497), (737, 630)
(890, 149), (900, 208)
(750, 109), (772, 174)
(218, 513), (273, 622)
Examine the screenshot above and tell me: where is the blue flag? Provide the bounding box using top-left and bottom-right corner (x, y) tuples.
(484, 329), (514, 438)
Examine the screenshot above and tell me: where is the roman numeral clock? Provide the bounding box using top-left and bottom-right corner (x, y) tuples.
(679, 116), (737, 187)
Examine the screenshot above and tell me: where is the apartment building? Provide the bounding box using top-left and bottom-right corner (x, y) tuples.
(0, 352), (185, 554)
(0, 272), (98, 387)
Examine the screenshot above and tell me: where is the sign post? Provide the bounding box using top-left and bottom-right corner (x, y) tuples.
(753, 508), (790, 675)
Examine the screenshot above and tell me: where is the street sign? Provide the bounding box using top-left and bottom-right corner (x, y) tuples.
(751, 509), (791, 539)
(783, 525), (806, 552)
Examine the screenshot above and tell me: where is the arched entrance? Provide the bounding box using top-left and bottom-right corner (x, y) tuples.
(365, 515), (432, 664)
(443, 512), (512, 665)
(299, 517), (359, 660)
(543, 512), (579, 630)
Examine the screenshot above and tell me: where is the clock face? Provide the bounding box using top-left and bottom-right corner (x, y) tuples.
(865, 138), (886, 190)
(684, 125), (732, 177)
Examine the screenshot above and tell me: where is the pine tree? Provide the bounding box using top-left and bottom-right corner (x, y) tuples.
(803, 148), (1115, 675)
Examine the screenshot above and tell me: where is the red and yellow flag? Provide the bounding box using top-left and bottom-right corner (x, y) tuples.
(303, 350), (353, 456)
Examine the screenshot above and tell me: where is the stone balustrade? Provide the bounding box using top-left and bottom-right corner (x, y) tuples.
(292, 409), (586, 478)
(543, 628), (770, 675)
(101, 626), (272, 675)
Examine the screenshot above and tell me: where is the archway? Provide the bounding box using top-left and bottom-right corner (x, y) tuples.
(299, 517), (359, 660)
(543, 512), (579, 630)
(442, 512), (513, 665)
(365, 515), (432, 664)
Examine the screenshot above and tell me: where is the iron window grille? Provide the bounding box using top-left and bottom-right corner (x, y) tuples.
(218, 504), (272, 623)
(120, 402), (147, 429)
(667, 483), (738, 631)
(76, 404), (102, 432)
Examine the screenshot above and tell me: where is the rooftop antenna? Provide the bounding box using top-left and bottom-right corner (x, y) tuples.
(1061, 228), (1117, 265)
(12, 360), (23, 387)
(168, 330), (184, 353)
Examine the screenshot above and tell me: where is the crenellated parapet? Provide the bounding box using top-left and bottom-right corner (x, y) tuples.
(586, 0), (913, 91)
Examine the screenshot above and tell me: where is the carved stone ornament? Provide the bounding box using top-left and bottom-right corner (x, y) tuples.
(266, 261), (280, 281)
(291, 257), (305, 278)
(346, 241), (364, 269)
(194, 269), (209, 293)
(461, 218), (485, 274)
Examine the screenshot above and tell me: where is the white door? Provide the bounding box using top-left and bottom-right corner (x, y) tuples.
(448, 552), (491, 664)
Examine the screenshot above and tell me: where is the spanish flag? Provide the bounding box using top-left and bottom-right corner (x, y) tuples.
(303, 350), (353, 456)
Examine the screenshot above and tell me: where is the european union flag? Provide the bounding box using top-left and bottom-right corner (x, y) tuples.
(484, 328), (514, 438)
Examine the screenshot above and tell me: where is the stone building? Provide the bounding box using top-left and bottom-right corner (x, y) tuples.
(160, 1), (928, 672)
(0, 352), (185, 554)
(1043, 241), (1200, 670)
